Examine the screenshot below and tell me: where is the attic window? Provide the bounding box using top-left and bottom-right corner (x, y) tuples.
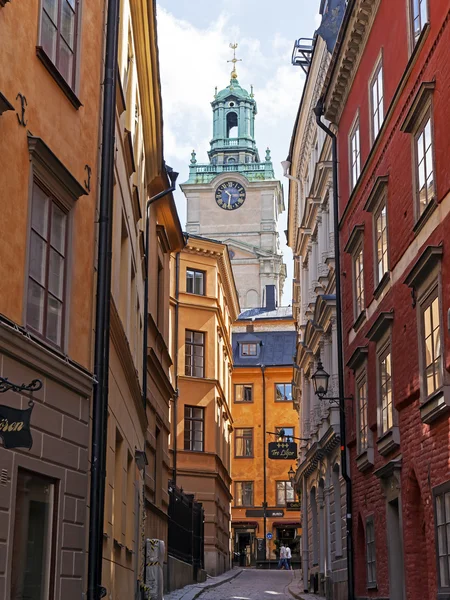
(241, 343), (258, 357)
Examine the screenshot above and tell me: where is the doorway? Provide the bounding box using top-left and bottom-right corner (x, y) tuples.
(387, 498), (405, 599)
(235, 530), (255, 567)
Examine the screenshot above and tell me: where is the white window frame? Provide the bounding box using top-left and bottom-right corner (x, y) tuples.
(414, 111), (436, 218)
(356, 370), (368, 454)
(369, 54), (384, 144)
(377, 340), (393, 436)
(373, 197), (389, 288)
(353, 243), (365, 319)
(419, 284), (443, 401)
(349, 114), (361, 190)
(410, 0), (429, 46)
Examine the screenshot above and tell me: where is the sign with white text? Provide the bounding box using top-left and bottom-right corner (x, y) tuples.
(268, 441), (297, 460)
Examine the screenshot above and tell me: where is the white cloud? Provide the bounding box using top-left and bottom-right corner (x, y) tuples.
(156, 4), (305, 304)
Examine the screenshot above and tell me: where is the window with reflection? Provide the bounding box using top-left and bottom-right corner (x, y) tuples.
(379, 349), (393, 434)
(276, 481), (295, 506)
(275, 383), (293, 402)
(370, 61), (384, 141)
(234, 384), (253, 403)
(416, 116), (435, 215)
(184, 406), (204, 452)
(422, 291), (442, 398)
(411, 0), (428, 44)
(235, 428), (253, 457)
(235, 481), (253, 507)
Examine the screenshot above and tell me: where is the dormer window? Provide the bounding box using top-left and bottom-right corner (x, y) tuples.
(241, 343), (258, 357)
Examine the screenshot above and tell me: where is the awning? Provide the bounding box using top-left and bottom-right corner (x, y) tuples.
(231, 521), (258, 528)
(272, 522), (300, 528)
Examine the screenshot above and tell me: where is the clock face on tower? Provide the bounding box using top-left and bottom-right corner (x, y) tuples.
(215, 181), (246, 210)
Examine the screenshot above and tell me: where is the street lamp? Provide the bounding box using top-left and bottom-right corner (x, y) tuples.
(288, 465), (295, 484)
(311, 360), (352, 406)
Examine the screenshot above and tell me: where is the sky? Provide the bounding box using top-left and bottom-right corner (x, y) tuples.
(156, 1), (322, 305)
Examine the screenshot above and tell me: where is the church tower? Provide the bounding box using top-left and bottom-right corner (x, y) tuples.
(181, 45), (286, 310)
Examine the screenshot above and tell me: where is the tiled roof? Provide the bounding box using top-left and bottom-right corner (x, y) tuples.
(233, 330), (296, 367)
(238, 306), (293, 321)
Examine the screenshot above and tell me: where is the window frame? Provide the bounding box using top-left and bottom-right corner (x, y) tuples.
(349, 113), (361, 191)
(11, 468), (58, 600)
(276, 480), (295, 507)
(356, 369), (368, 455)
(369, 53), (384, 144)
(184, 405), (205, 452)
(186, 267), (206, 296)
(413, 109), (436, 222)
(235, 481), (254, 507)
(373, 195), (389, 289)
(26, 179), (69, 350)
(353, 242), (365, 320)
(410, 0), (429, 46)
(275, 383), (293, 403)
(378, 341), (394, 436)
(234, 383), (253, 404)
(240, 342), (258, 357)
(275, 427), (295, 442)
(37, 0), (82, 107)
(185, 329), (205, 378)
(366, 516), (377, 589)
(234, 427), (254, 458)
(433, 480), (450, 594)
(419, 283), (443, 401)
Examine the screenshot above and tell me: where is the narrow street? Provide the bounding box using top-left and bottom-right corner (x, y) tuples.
(197, 569), (297, 600)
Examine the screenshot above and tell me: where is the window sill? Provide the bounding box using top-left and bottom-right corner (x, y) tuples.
(356, 447), (374, 473)
(413, 198), (437, 236)
(36, 47), (82, 109)
(437, 591), (450, 600)
(234, 456), (254, 459)
(234, 401), (254, 404)
(353, 310), (366, 333)
(373, 271), (390, 300)
(376, 426), (400, 457)
(367, 582), (378, 590)
(420, 388), (450, 425)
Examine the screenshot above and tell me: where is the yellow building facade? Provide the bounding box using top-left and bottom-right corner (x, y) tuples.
(102, 0), (184, 597)
(170, 235), (240, 577)
(231, 305), (301, 566)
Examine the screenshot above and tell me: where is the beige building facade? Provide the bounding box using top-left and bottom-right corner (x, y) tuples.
(170, 235), (240, 576)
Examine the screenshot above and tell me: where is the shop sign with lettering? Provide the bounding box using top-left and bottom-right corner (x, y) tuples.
(0, 403), (34, 449)
(268, 441), (297, 460)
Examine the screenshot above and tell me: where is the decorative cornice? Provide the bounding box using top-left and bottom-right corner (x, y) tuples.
(347, 345), (368, 371)
(344, 224), (364, 254)
(366, 310), (394, 342)
(404, 245), (443, 289)
(324, 0), (381, 124)
(364, 175), (388, 213)
(401, 81), (435, 133)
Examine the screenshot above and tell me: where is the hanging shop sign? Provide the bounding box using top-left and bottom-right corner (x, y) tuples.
(268, 441), (297, 460)
(286, 501), (301, 511)
(245, 509), (284, 518)
(0, 401), (34, 449)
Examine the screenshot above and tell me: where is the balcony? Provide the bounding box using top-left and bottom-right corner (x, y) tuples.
(186, 160), (275, 184)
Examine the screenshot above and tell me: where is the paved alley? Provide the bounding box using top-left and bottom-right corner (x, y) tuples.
(197, 569), (297, 600)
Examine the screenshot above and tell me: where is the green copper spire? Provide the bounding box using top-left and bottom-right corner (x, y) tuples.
(185, 44), (275, 184)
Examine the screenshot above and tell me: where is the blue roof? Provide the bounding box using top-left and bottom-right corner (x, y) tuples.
(238, 306), (293, 321)
(233, 331), (296, 367)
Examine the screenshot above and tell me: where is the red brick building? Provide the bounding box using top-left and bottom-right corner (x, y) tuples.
(322, 1), (450, 598)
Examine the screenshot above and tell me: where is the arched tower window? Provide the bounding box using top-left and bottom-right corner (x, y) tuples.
(226, 112), (238, 138)
(227, 157), (236, 164)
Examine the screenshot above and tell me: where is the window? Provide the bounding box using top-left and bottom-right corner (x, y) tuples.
(186, 268), (205, 295)
(350, 118), (361, 189)
(276, 427), (294, 442)
(27, 181), (68, 348)
(370, 60), (384, 141)
(411, 0), (428, 44)
(434, 484), (450, 591)
(375, 201), (389, 285)
(235, 428), (253, 457)
(240, 343), (258, 357)
(357, 376), (368, 453)
(11, 470), (56, 600)
(235, 481), (253, 507)
(39, 0), (79, 88)
(235, 384), (253, 403)
(415, 116), (435, 215)
(421, 290), (442, 398)
(275, 383), (293, 402)
(185, 330), (205, 378)
(354, 246), (365, 317)
(276, 481), (295, 506)
(366, 517), (377, 588)
(184, 406), (204, 452)
(379, 348), (393, 434)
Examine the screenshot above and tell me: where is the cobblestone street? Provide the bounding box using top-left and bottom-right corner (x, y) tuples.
(197, 569), (296, 600)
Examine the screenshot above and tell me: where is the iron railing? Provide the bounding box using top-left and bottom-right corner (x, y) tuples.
(168, 484), (204, 571)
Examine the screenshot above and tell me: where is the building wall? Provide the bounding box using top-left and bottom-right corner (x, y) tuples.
(0, 0), (104, 598)
(172, 239), (239, 577)
(326, 1), (450, 598)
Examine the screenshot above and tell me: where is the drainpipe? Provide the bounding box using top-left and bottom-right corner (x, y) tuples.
(172, 250), (181, 484)
(313, 97), (355, 600)
(141, 168), (179, 411)
(302, 477), (309, 592)
(87, 0), (120, 596)
(261, 364), (267, 556)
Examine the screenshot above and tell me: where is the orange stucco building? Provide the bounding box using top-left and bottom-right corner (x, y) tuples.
(170, 235), (240, 577)
(231, 301), (301, 566)
(0, 0), (104, 598)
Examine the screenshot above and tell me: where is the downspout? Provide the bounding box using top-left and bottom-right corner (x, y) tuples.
(313, 97), (355, 600)
(87, 0), (120, 596)
(141, 168), (179, 410)
(261, 364), (267, 554)
(302, 477), (309, 592)
(172, 250), (181, 484)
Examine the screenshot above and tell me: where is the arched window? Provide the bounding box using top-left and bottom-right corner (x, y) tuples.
(246, 289), (259, 308)
(226, 111), (238, 138)
(332, 464), (343, 557)
(227, 157), (236, 164)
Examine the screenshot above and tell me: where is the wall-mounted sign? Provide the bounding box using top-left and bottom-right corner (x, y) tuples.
(245, 509), (284, 518)
(286, 501), (301, 511)
(268, 441), (297, 460)
(0, 403), (34, 449)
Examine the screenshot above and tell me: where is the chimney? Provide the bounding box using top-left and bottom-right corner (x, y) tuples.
(265, 285), (276, 311)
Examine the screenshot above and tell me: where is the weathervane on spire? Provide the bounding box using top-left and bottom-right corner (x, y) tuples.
(228, 42), (242, 81)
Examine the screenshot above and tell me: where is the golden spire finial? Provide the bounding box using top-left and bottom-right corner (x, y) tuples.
(227, 42), (242, 80)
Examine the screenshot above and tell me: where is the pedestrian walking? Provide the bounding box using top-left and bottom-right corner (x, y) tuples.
(285, 545), (292, 570)
(278, 543), (287, 569)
